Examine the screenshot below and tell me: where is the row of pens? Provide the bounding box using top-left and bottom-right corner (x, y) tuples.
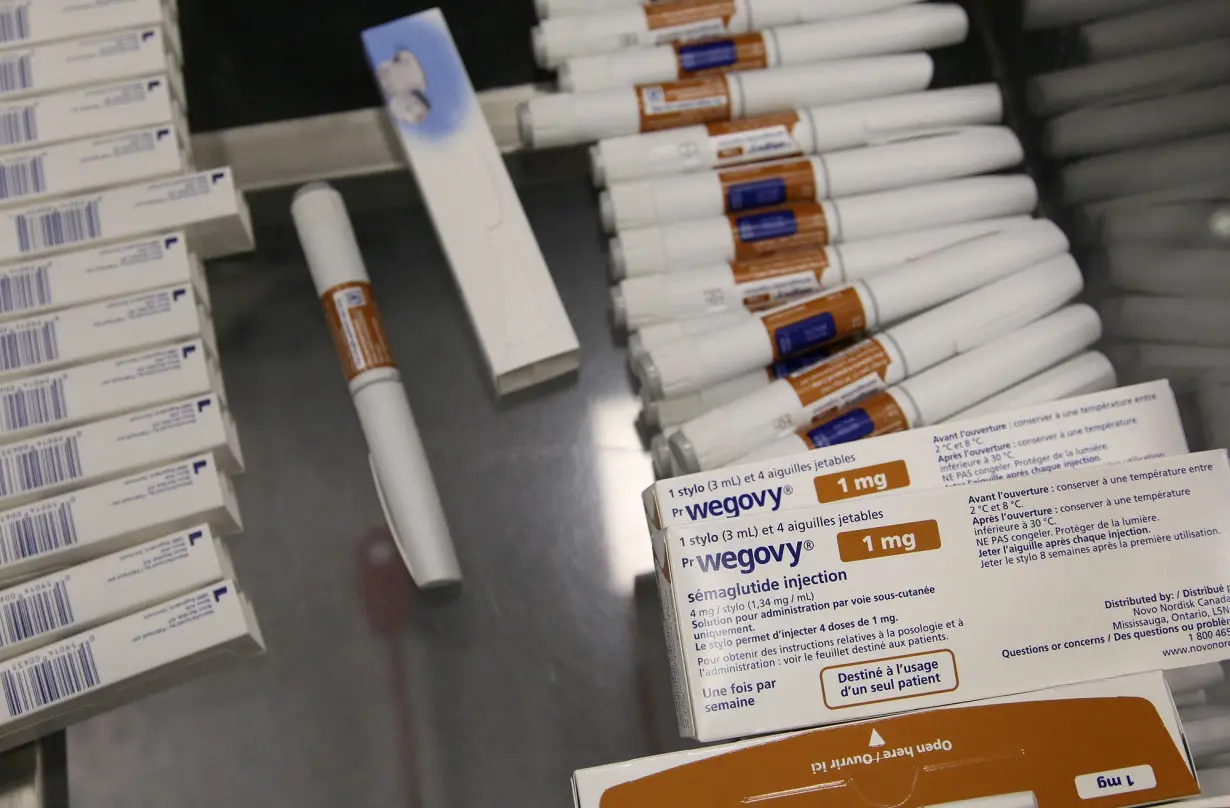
(515, 0), (1112, 479)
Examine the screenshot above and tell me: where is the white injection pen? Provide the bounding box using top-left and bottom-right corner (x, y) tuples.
(1062, 134), (1230, 205)
(1078, 0), (1230, 62)
(532, 0), (925, 68)
(733, 311), (1103, 465)
(291, 183), (462, 588)
(1023, 0), (1164, 30)
(592, 83), (1003, 186)
(520, 54), (934, 149)
(1101, 247), (1230, 298)
(601, 126), (1023, 232)
(613, 216), (1033, 330)
(561, 4), (968, 92)
(669, 256), (1083, 472)
(1045, 86), (1230, 160)
(635, 220), (1068, 398)
(950, 351), (1116, 420)
(1103, 296), (1230, 347)
(537, 0), (641, 20)
(611, 175), (1039, 278)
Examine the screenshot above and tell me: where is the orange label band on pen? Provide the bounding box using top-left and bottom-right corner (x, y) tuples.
(646, 0), (737, 32)
(321, 281), (396, 381)
(729, 202), (830, 260)
(801, 391), (911, 449)
(638, 76), (732, 132)
(760, 286), (866, 360)
(706, 112), (803, 166)
(674, 32), (767, 78)
(787, 338), (894, 413)
(731, 250), (830, 309)
(719, 158), (817, 213)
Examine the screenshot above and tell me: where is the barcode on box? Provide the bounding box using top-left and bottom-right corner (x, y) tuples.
(0, 53), (31, 94)
(0, 264), (49, 314)
(0, 376), (64, 432)
(0, 579), (73, 648)
(0, 6), (29, 47)
(0, 639), (99, 717)
(0, 106), (35, 148)
(16, 201), (103, 253)
(0, 502), (78, 564)
(0, 154), (44, 200)
(0, 435), (82, 498)
(0, 322), (57, 372)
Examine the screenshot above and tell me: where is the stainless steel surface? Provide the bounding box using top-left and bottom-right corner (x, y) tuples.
(0, 739), (66, 808)
(65, 168), (686, 807)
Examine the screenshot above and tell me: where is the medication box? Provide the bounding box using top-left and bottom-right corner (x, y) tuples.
(363, 10), (580, 395)
(574, 673), (1200, 808)
(0, 168), (252, 262)
(0, 339), (220, 444)
(0, 523), (229, 661)
(0, 284), (213, 383)
(0, 392), (241, 510)
(0, 580), (262, 754)
(0, 75), (187, 155)
(645, 380), (1188, 532)
(0, 232), (208, 324)
(0, 453), (240, 585)
(658, 450), (1230, 740)
(0, 0), (180, 56)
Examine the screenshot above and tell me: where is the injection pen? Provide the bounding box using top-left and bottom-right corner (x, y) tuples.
(532, 0), (925, 68)
(601, 126), (1023, 231)
(592, 83), (1004, 186)
(291, 183), (462, 588)
(1045, 85), (1230, 160)
(635, 220), (1067, 399)
(1077, 0), (1230, 62)
(670, 256), (1083, 472)
(520, 54), (934, 149)
(612, 216), (1032, 329)
(734, 311), (1103, 465)
(560, 4), (968, 92)
(611, 176), (1039, 278)
(951, 351), (1116, 420)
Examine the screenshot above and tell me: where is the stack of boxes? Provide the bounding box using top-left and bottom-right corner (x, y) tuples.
(0, 0), (262, 752)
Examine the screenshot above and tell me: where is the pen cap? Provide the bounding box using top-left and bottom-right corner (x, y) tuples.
(291, 183), (370, 293)
(560, 46), (681, 93)
(886, 255), (1085, 376)
(1078, 0), (1230, 61)
(1102, 246), (1230, 297)
(644, 369), (772, 429)
(637, 318), (774, 399)
(832, 216), (1033, 283)
(773, 4), (969, 64)
(865, 220), (1069, 324)
(819, 126), (1023, 200)
(831, 176), (1039, 242)
(591, 127), (713, 187)
(532, 7), (651, 68)
(614, 266), (738, 330)
(1098, 201), (1230, 247)
(518, 89), (644, 150)
(896, 305), (1102, 427)
(630, 309), (752, 362)
(803, 84), (1003, 154)
(735, 55), (935, 118)
(954, 352), (1117, 420)
(1045, 85), (1230, 160)
(1062, 133), (1230, 205)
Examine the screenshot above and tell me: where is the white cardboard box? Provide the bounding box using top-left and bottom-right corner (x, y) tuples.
(0, 0), (180, 59)
(0, 26), (182, 105)
(645, 380), (1188, 533)
(0, 579), (262, 754)
(0, 453), (240, 584)
(362, 10), (579, 395)
(659, 450), (1230, 741)
(0, 125), (187, 210)
(0, 75), (186, 155)
(0, 168), (253, 261)
(0, 522), (229, 661)
(0, 231), (208, 324)
(574, 673), (1200, 808)
(0, 392), (241, 510)
(0, 284), (213, 383)
(0, 339), (221, 444)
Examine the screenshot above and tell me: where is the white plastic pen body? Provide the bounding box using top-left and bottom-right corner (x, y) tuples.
(669, 257), (1084, 473)
(610, 175), (1039, 279)
(520, 54), (934, 149)
(642, 369), (775, 430)
(1103, 296), (1230, 347)
(290, 183), (461, 588)
(736, 338), (1107, 465)
(951, 351), (1116, 420)
(532, 0), (926, 68)
(1023, 0), (1165, 31)
(591, 83), (1004, 186)
(1078, 0), (1230, 62)
(560, 4), (968, 91)
(601, 126), (1023, 231)
(635, 220), (1068, 399)
(1101, 247), (1230, 298)
(612, 216), (1033, 329)
(537, 0), (648, 19)
(1045, 85), (1230, 160)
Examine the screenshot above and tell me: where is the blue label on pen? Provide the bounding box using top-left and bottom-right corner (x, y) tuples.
(807, 409), (875, 448)
(774, 313), (837, 356)
(736, 209), (797, 243)
(727, 178), (787, 211)
(770, 346), (835, 378)
(677, 40), (739, 73)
